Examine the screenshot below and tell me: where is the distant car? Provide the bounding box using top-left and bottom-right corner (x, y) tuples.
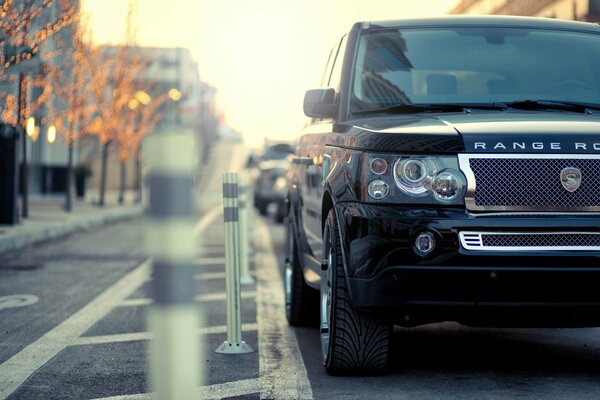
(253, 143), (294, 221)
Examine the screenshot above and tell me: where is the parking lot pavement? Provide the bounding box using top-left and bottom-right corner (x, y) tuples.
(0, 194), (143, 254)
(0, 205), (312, 400)
(0, 139), (314, 399)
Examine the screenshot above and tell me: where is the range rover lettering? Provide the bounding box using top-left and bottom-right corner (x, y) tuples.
(284, 16), (600, 375)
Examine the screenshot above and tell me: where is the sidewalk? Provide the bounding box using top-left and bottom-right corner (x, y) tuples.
(0, 139), (248, 255)
(0, 192), (144, 254)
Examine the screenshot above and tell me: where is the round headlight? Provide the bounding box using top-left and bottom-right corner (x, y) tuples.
(394, 158), (436, 195)
(370, 158), (388, 175)
(367, 179), (389, 199)
(432, 169), (462, 201)
(399, 159), (427, 183)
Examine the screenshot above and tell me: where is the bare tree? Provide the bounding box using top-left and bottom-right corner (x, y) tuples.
(46, 16), (97, 212)
(0, 0), (78, 217)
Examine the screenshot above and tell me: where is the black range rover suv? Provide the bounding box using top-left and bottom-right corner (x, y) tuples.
(284, 16), (600, 375)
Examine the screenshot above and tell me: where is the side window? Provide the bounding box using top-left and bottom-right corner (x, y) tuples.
(327, 35), (348, 89)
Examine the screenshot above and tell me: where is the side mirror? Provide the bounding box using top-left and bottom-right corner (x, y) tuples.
(303, 88), (337, 119)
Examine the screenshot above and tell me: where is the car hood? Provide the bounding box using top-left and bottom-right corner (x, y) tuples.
(338, 111), (600, 154)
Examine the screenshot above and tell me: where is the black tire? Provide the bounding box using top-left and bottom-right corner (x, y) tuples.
(285, 212), (319, 326)
(321, 209), (391, 375)
(255, 199), (268, 215)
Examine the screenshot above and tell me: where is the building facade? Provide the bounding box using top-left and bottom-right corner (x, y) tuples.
(450, 0), (600, 21)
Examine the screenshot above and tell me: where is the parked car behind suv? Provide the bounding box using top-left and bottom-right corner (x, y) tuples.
(284, 16), (600, 375)
(252, 142), (294, 221)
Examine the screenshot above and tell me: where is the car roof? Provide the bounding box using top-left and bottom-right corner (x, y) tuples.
(359, 15), (600, 33)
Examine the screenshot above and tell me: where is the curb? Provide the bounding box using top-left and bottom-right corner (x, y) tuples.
(0, 206), (144, 254)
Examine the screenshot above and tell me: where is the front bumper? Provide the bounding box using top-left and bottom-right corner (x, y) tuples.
(336, 202), (600, 326)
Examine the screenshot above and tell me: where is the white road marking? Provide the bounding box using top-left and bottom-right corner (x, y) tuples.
(194, 271), (255, 281)
(118, 298), (153, 307)
(89, 378), (261, 400)
(255, 218), (313, 399)
(193, 206), (222, 236)
(194, 271), (227, 280)
(0, 295), (39, 311)
(194, 256), (226, 265)
(71, 323), (259, 346)
(0, 206), (223, 399)
(197, 291), (256, 302)
(0, 260), (152, 399)
(118, 291), (257, 308)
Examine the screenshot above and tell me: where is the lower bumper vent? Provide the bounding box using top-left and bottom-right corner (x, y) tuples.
(460, 231), (600, 251)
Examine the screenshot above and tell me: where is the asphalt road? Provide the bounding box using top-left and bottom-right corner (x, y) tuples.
(2, 139), (600, 399)
(267, 223), (600, 400)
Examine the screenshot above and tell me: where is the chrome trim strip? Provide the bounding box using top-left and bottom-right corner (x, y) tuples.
(458, 154), (600, 212)
(459, 231), (600, 251)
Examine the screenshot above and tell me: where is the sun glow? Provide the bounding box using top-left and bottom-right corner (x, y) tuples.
(82, 0), (458, 147)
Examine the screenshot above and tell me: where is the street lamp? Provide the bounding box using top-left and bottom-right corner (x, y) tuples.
(47, 125), (56, 144)
(128, 98), (140, 110)
(168, 88), (182, 102)
(135, 90), (151, 105)
(26, 116), (35, 137)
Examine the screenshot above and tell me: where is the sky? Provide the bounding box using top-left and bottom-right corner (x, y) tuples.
(81, 0), (459, 147)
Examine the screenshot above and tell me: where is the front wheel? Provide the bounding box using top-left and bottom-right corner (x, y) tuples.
(321, 209), (391, 375)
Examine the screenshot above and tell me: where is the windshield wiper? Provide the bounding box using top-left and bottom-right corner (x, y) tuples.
(501, 100), (600, 113)
(353, 103), (506, 116)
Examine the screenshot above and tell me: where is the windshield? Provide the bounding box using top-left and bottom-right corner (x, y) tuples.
(351, 26), (600, 112)
(261, 143), (294, 161)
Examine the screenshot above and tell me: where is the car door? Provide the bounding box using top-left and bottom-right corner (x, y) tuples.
(300, 35), (347, 265)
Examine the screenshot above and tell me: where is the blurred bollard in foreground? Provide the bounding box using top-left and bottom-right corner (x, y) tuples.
(239, 173), (255, 285)
(145, 132), (201, 399)
(216, 173), (254, 354)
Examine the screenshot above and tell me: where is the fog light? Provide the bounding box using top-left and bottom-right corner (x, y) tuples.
(367, 179), (389, 199)
(414, 232), (435, 256)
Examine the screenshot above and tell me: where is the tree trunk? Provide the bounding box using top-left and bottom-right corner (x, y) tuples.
(98, 141), (110, 207)
(134, 145), (142, 203)
(118, 159), (126, 205)
(17, 73), (28, 218)
(65, 141), (74, 212)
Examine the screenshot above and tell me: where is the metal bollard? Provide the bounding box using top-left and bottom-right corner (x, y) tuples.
(239, 174), (255, 285)
(145, 132), (201, 399)
(216, 173), (254, 354)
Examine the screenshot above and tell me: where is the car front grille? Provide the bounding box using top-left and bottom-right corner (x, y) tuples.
(458, 154), (600, 211)
(460, 231), (600, 251)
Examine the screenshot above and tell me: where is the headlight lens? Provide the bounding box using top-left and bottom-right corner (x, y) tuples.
(432, 169), (461, 201)
(367, 179), (389, 199)
(394, 157), (438, 196)
(364, 154), (466, 205)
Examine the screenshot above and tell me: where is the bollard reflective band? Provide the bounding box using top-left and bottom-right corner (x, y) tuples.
(222, 183), (238, 199)
(149, 175), (194, 217)
(152, 261), (197, 305)
(223, 206), (239, 222)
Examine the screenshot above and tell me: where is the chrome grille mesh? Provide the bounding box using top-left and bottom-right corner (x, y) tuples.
(468, 157), (600, 210)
